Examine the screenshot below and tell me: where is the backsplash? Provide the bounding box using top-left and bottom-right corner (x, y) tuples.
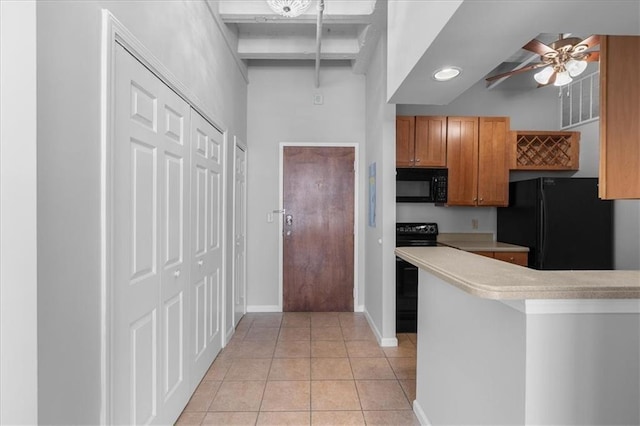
(396, 203), (497, 234)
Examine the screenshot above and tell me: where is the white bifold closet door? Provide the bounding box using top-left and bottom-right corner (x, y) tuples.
(112, 43), (222, 425)
(189, 110), (223, 385)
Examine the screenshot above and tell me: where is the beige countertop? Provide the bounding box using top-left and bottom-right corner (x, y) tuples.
(395, 246), (640, 300)
(437, 232), (529, 252)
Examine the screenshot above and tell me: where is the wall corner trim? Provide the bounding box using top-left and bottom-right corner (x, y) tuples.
(363, 309), (398, 347)
(413, 400), (433, 426)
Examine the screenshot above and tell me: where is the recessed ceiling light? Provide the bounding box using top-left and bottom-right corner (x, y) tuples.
(433, 67), (461, 82)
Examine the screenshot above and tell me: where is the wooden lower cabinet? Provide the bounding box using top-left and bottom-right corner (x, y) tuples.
(493, 251), (528, 266)
(472, 251), (495, 259)
(471, 250), (528, 267)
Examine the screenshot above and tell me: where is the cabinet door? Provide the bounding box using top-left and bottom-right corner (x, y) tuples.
(494, 251), (528, 266)
(396, 116), (415, 167)
(446, 117), (479, 206)
(599, 36), (640, 199)
(415, 116), (447, 167)
(478, 117), (509, 206)
(471, 251), (495, 259)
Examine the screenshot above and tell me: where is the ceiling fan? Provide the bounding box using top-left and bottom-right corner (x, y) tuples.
(486, 34), (600, 87)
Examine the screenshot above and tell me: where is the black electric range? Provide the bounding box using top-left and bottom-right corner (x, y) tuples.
(396, 222), (439, 333)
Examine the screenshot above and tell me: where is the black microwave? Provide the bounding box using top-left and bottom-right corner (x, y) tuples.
(396, 168), (448, 203)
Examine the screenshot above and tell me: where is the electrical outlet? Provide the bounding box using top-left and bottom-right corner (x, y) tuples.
(313, 93), (323, 105)
(471, 219), (479, 230)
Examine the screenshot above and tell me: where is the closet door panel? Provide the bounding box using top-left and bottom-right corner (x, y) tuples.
(190, 110), (224, 385)
(113, 43), (191, 425)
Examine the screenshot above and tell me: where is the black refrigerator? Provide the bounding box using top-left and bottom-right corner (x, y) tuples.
(497, 178), (613, 270)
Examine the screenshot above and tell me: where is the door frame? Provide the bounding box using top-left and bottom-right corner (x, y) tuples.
(231, 137), (247, 330)
(278, 142), (360, 312)
(100, 11), (228, 424)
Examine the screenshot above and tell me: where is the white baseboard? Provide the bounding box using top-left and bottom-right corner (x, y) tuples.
(363, 309), (398, 347)
(246, 305), (282, 313)
(224, 326), (234, 346)
(413, 400), (431, 426)
(355, 304), (364, 313)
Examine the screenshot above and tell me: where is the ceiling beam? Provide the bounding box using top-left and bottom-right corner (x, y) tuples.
(219, 14), (372, 25)
(237, 33), (359, 60)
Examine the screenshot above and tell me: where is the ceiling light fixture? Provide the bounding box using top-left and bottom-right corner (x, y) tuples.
(267, 0), (312, 17)
(433, 67), (461, 82)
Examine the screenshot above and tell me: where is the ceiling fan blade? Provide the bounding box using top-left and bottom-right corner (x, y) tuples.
(485, 63), (547, 82)
(584, 51), (600, 62)
(575, 34), (600, 51)
(523, 39), (557, 57)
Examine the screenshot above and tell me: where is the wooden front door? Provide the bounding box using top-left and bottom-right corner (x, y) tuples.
(283, 147), (355, 312)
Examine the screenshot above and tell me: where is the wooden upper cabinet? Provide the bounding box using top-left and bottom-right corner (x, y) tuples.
(414, 116), (447, 167)
(446, 117), (479, 206)
(478, 117), (509, 207)
(396, 116), (415, 167)
(599, 35), (640, 199)
(446, 116), (510, 207)
(396, 116), (446, 167)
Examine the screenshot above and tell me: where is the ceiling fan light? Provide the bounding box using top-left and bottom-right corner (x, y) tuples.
(433, 67), (461, 82)
(266, 0), (312, 17)
(554, 71), (573, 87)
(534, 66), (554, 85)
(566, 59), (588, 77)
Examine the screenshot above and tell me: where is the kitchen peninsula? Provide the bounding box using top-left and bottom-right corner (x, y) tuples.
(395, 246), (640, 426)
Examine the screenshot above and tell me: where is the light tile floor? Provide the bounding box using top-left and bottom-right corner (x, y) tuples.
(176, 312), (419, 425)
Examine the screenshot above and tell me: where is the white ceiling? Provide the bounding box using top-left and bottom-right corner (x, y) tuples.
(217, 0), (640, 105)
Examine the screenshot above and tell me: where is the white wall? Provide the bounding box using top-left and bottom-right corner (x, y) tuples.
(246, 63), (366, 311)
(0, 2), (38, 424)
(386, 0), (462, 101)
(364, 33), (398, 344)
(526, 312), (640, 425)
(416, 270), (526, 425)
(36, 2), (247, 423)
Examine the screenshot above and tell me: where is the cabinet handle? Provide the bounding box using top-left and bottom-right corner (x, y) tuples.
(479, 198), (484, 202)
(473, 197), (477, 201)
(174, 270), (181, 278)
(198, 260), (204, 266)
(416, 158), (421, 162)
